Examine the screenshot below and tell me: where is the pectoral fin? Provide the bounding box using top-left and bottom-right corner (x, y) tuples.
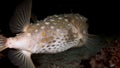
(8, 49), (35, 68)
(85, 34), (107, 51)
(9, 0), (32, 33)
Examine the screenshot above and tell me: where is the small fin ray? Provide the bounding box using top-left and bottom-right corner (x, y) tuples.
(8, 49), (35, 68)
(0, 35), (7, 52)
(85, 34), (107, 51)
(9, 0), (32, 33)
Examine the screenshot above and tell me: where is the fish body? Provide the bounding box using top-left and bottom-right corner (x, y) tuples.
(7, 14), (88, 54)
(0, 0), (89, 68)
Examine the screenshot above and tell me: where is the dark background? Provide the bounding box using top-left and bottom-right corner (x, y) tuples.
(0, 0), (119, 68)
(0, 0), (119, 36)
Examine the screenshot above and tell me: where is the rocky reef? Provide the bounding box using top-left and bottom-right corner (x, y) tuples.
(90, 39), (120, 68)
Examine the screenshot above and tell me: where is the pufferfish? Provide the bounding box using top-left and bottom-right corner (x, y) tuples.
(0, 0), (95, 68)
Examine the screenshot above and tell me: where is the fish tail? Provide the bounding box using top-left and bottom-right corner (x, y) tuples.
(0, 35), (7, 52)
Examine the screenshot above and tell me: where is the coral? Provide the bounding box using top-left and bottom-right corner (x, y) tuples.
(90, 39), (120, 68)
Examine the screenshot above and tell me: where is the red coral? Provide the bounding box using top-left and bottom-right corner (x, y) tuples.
(90, 39), (120, 68)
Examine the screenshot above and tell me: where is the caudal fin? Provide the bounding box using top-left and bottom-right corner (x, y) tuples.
(0, 35), (7, 52)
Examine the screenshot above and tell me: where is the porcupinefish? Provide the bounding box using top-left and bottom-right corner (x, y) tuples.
(0, 0), (94, 68)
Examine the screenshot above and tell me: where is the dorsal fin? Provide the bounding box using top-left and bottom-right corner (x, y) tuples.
(9, 0), (32, 33)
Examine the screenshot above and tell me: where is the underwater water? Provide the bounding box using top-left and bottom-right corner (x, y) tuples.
(0, 0), (119, 68)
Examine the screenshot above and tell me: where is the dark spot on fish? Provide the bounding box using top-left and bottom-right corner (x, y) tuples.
(63, 42), (65, 44)
(57, 44), (59, 46)
(46, 45), (50, 47)
(52, 40), (56, 43)
(58, 41), (61, 43)
(48, 48), (51, 50)
(61, 39), (64, 41)
(42, 49), (45, 51)
(42, 45), (45, 48)
(48, 41), (51, 44)
(56, 37), (60, 39)
(52, 45), (55, 47)
(53, 47), (56, 49)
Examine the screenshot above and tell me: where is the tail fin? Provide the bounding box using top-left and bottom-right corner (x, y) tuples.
(0, 35), (7, 52)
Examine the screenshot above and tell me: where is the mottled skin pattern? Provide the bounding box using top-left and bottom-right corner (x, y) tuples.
(7, 14), (88, 54)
